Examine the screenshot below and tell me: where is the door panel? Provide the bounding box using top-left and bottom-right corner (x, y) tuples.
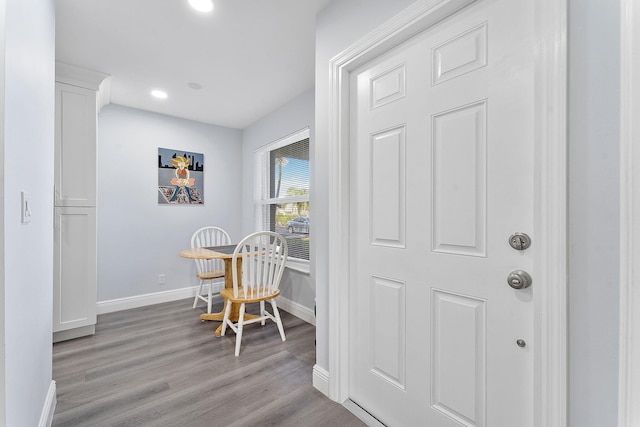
(370, 126), (406, 247)
(349, 0), (535, 426)
(432, 101), (487, 256)
(370, 276), (406, 389)
(431, 289), (486, 425)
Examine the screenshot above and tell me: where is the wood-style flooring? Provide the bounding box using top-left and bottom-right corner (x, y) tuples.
(52, 298), (365, 427)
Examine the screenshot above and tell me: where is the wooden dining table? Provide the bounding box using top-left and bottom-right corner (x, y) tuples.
(179, 244), (259, 336)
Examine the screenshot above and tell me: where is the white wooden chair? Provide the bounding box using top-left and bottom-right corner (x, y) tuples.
(220, 231), (288, 356)
(191, 226), (231, 313)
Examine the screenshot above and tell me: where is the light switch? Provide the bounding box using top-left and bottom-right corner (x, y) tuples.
(21, 191), (31, 223)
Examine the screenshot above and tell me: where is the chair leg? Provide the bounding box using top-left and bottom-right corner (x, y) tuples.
(260, 301), (266, 325)
(193, 279), (204, 309)
(206, 280), (213, 314)
(235, 303), (246, 356)
(220, 299), (232, 336)
(270, 299), (286, 342)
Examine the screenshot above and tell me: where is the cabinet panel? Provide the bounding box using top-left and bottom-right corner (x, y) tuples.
(53, 207), (97, 333)
(54, 83), (97, 206)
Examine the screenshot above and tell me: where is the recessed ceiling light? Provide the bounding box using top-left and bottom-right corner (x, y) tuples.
(188, 0), (214, 13)
(188, 82), (203, 90)
(151, 90), (168, 99)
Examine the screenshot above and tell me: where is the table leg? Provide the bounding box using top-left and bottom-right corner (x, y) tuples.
(198, 257), (257, 336)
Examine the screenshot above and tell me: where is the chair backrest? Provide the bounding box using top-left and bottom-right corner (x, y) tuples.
(191, 226), (231, 275)
(232, 231), (288, 299)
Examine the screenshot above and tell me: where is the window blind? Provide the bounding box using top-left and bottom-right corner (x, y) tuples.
(257, 137), (310, 261)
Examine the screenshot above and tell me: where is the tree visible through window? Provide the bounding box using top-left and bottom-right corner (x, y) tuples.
(256, 129), (310, 262)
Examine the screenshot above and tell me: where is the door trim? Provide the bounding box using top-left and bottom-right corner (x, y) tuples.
(619, 1), (640, 425)
(326, 1), (568, 426)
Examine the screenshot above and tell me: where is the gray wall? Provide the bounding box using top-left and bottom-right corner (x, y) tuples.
(241, 89), (315, 310)
(97, 91), (317, 310)
(97, 104), (243, 301)
(2, 0), (56, 424)
(568, 0), (620, 425)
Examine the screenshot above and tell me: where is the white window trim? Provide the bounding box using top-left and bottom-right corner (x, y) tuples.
(254, 127), (310, 273)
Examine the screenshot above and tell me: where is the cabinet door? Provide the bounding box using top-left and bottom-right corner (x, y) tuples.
(53, 207), (97, 333)
(54, 82), (97, 206)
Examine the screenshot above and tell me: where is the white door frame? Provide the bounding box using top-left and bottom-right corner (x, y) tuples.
(619, 1), (640, 425)
(326, 1), (568, 426)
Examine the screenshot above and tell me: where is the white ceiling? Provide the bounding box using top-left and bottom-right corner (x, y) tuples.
(55, 0), (331, 129)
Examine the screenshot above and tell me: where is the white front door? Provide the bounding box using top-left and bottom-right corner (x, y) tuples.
(349, 1), (535, 426)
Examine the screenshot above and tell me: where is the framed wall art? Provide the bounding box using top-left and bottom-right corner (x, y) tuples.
(157, 148), (204, 204)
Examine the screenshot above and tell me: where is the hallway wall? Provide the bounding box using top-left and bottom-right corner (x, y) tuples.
(2, 0), (56, 424)
(568, 0), (620, 425)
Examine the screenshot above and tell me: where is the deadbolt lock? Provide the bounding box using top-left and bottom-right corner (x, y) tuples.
(507, 270), (532, 290)
(508, 233), (531, 251)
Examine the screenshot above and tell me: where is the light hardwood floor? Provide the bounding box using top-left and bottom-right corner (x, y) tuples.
(52, 298), (365, 427)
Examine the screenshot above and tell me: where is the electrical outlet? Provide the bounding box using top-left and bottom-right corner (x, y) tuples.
(158, 274), (166, 285)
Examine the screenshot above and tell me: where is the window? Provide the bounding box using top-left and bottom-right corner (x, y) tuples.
(255, 128), (310, 270)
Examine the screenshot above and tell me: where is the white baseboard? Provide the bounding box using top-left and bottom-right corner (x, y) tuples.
(97, 284), (316, 328)
(53, 325), (95, 343)
(277, 297), (315, 325)
(38, 380), (56, 427)
(313, 364), (330, 397)
(97, 283), (222, 315)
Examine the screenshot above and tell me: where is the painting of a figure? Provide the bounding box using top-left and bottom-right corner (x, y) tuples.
(158, 148), (204, 204)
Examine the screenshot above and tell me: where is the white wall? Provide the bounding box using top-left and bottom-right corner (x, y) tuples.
(3, 0), (56, 425)
(568, 0), (620, 425)
(97, 104), (243, 301)
(241, 89), (315, 310)
(314, 0), (417, 377)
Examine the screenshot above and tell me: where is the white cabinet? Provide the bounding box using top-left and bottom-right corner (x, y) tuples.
(54, 83), (97, 206)
(53, 63), (108, 342)
(53, 207), (97, 340)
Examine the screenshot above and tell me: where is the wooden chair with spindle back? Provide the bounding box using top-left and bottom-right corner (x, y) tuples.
(220, 231), (288, 356)
(191, 226), (231, 314)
